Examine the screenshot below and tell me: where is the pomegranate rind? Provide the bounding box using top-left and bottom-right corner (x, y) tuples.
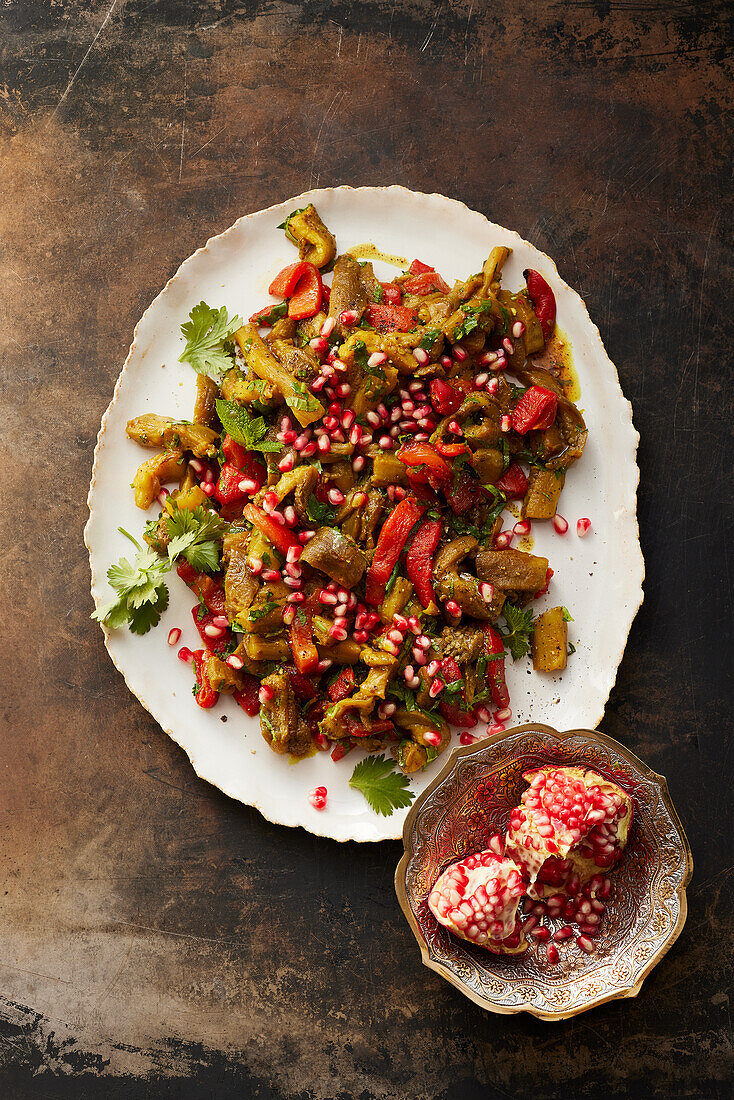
(428, 850), (526, 951)
(506, 766), (633, 893)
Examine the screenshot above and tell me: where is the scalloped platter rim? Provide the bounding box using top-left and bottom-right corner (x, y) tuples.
(85, 185), (644, 842)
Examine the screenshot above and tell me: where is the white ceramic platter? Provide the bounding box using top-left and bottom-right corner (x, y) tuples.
(86, 186), (644, 842)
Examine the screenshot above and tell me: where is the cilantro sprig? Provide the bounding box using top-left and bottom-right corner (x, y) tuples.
(501, 602), (535, 661)
(92, 529), (170, 635)
(349, 755), (415, 817)
(215, 397), (283, 454)
(165, 503), (229, 573)
(179, 302), (242, 383)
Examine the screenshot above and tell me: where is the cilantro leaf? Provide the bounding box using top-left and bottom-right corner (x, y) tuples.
(215, 397), (282, 454)
(179, 302), (242, 383)
(92, 528), (171, 635)
(419, 328), (442, 351)
(453, 300), (492, 340)
(165, 503), (229, 573)
(349, 755), (415, 817)
(305, 493), (337, 527)
(501, 602), (535, 661)
(372, 284), (384, 303)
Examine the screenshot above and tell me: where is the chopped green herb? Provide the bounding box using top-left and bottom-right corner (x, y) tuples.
(91, 528), (170, 635)
(216, 397), (283, 454)
(277, 207), (307, 244)
(501, 602), (535, 661)
(165, 503), (229, 573)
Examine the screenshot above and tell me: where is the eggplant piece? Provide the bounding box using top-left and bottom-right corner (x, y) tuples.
(285, 204), (336, 269)
(160, 421), (219, 457)
(328, 255), (367, 337)
(204, 653), (243, 694)
(259, 672), (312, 757)
(299, 527), (367, 588)
(433, 537), (505, 622)
(471, 447), (504, 486)
(132, 450), (186, 509)
(222, 530), (260, 624)
(234, 325), (324, 428)
(193, 374), (219, 427)
(476, 548), (549, 592)
(522, 468), (565, 520)
(220, 366), (279, 407)
(532, 606), (568, 672)
(371, 452), (409, 486)
(126, 414), (174, 448)
(431, 625), (485, 665)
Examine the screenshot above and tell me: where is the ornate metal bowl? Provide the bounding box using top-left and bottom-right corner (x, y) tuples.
(395, 724), (692, 1020)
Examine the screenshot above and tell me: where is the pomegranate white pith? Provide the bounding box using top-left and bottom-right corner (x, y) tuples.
(428, 851), (526, 953)
(505, 766), (633, 893)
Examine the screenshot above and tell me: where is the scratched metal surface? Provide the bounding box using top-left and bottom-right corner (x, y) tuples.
(0, 1), (731, 1096)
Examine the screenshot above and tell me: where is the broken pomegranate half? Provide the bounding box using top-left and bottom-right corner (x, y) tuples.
(428, 851), (527, 954)
(505, 766), (633, 894)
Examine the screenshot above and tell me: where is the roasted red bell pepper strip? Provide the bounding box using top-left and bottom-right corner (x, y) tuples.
(289, 604), (319, 676)
(403, 270), (451, 296)
(249, 302), (288, 326)
(444, 468), (480, 514)
(510, 386), (559, 435)
(192, 649), (219, 709)
(397, 441), (452, 490)
(429, 378), (462, 415)
(406, 519), (442, 609)
(284, 664), (319, 702)
(191, 605), (231, 654)
(439, 700), (477, 728)
(176, 561), (227, 615)
(380, 282), (402, 305)
(268, 261), (311, 297)
(327, 667), (356, 702)
(365, 303), (418, 333)
(243, 503), (299, 557)
(495, 462), (528, 499)
(234, 674), (261, 716)
(409, 259), (435, 275)
(343, 715), (395, 738)
(221, 436), (267, 486)
(365, 497), (426, 606)
(214, 462), (250, 506)
(288, 265), (323, 320)
(483, 626), (510, 709)
(435, 441), (470, 459)
(524, 269), (556, 340)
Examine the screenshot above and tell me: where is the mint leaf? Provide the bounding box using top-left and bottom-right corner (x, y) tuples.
(215, 398), (282, 453)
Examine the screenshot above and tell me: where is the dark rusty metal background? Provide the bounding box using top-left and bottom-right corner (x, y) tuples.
(0, 1), (731, 1096)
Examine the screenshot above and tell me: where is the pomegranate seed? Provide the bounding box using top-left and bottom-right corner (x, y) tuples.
(474, 372), (489, 388)
(553, 926), (574, 941)
(413, 347), (429, 365)
(487, 835), (504, 856)
(339, 309), (358, 326)
(258, 684), (274, 705)
(200, 482), (215, 497)
(352, 455), (366, 473)
(226, 654), (244, 670)
(494, 531), (513, 549)
(445, 600), (461, 617)
(309, 336), (328, 355)
(316, 659), (332, 673)
(494, 706), (511, 722)
(329, 622), (348, 641)
(320, 316), (336, 338)
(513, 520), (531, 537)
(212, 615), (229, 629)
(308, 786), (327, 810)
(428, 679), (444, 698)
(262, 491), (279, 512)
(488, 722), (506, 735)
(327, 488), (345, 506)
(577, 517), (592, 537)
(426, 660), (440, 677)
(546, 944), (560, 965)
(502, 337), (514, 354)
(177, 646), (193, 663)
(512, 320), (525, 338)
(423, 730), (441, 748)
(522, 916), (538, 933)
(531, 902), (548, 917)
(378, 701), (397, 718)
(440, 354), (452, 369)
(459, 732), (476, 745)
(487, 377), (499, 393)
(452, 345), (468, 362)
(474, 705), (491, 722)
(298, 529), (315, 544)
(478, 582), (494, 603)
(204, 624), (224, 638)
(577, 935), (595, 955)
(156, 487), (170, 507)
(286, 591), (305, 604)
(378, 435), (393, 449)
(248, 557), (263, 575)
(277, 454), (295, 473)
(553, 513), (569, 535)
(188, 458), (204, 475)
(262, 569), (281, 583)
(530, 926), (550, 941)
(167, 627), (181, 646)
(578, 923), (600, 935)
(500, 414), (511, 433)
